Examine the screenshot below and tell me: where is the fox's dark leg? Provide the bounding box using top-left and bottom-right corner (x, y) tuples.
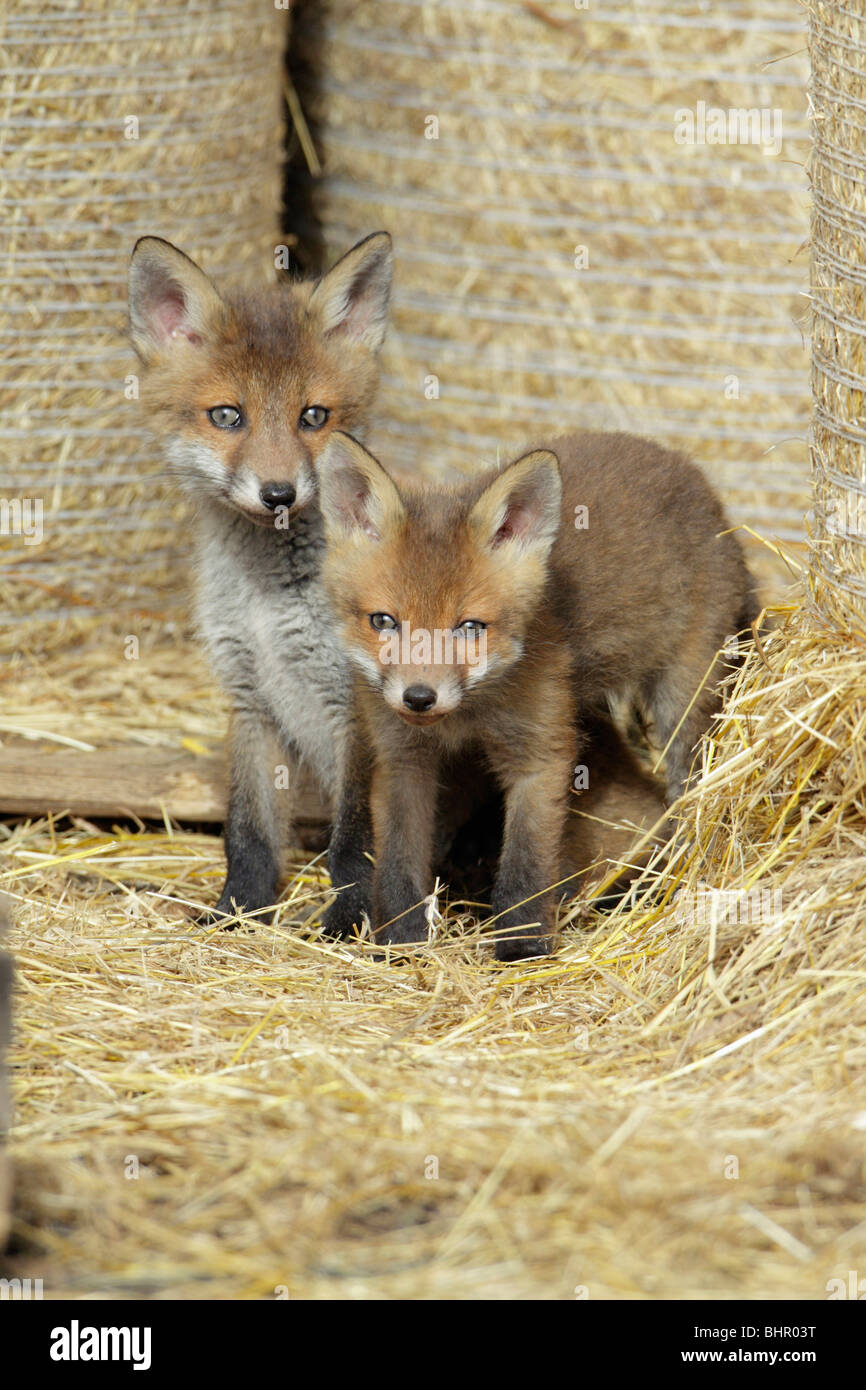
(489, 763), (572, 961)
(209, 706), (281, 926)
(320, 716), (375, 939)
(488, 691), (577, 962)
(374, 750), (439, 947)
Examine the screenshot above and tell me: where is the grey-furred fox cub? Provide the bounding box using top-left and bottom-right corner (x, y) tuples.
(128, 232), (395, 920)
(316, 430), (758, 960)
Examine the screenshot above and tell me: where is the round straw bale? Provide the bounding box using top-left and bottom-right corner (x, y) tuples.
(0, 1), (287, 644)
(809, 0), (866, 634)
(287, 1), (811, 597)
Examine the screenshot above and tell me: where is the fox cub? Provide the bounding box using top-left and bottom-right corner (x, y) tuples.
(316, 430), (758, 960)
(128, 232), (394, 920)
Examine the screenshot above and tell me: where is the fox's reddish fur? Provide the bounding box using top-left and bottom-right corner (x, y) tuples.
(318, 430), (757, 960)
(129, 235), (390, 519)
(134, 287), (378, 493)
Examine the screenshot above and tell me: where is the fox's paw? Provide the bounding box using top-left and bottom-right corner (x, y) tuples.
(491, 911), (554, 963)
(493, 930), (553, 962)
(320, 886), (371, 940)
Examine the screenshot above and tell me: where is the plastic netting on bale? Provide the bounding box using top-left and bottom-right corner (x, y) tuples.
(286, 0), (811, 596)
(0, 0), (287, 649)
(810, 0), (866, 634)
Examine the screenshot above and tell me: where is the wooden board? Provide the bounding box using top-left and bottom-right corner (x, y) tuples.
(0, 744), (331, 828)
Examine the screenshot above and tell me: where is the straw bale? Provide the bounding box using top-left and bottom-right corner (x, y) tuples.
(0, 0), (287, 645)
(810, 0), (866, 630)
(288, 0), (811, 599)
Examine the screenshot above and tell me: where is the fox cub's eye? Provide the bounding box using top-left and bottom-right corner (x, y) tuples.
(456, 620), (487, 635)
(207, 406), (243, 430)
(299, 405), (330, 431)
(370, 613), (398, 632)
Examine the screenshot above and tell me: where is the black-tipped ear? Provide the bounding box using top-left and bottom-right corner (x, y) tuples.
(309, 232), (393, 352)
(317, 431), (404, 541)
(128, 237), (227, 362)
(469, 450), (562, 556)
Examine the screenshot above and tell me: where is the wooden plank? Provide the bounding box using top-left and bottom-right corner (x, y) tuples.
(0, 744), (331, 827)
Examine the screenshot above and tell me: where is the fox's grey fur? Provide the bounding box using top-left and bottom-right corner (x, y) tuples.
(196, 501), (347, 797)
(196, 499), (362, 918)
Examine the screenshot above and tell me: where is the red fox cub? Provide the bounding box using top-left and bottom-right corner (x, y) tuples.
(128, 232), (394, 922)
(316, 430), (757, 960)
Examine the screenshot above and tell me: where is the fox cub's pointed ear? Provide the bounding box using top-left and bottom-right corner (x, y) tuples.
(317, 432), (404, 542)
(310, 232), (393, 352)
(470, 451), (562, 557)
(128, 237), (227, 361)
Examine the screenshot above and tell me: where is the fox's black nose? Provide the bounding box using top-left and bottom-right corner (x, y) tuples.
(403, 684), (437, 713)
(260, 480), (296, 510)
